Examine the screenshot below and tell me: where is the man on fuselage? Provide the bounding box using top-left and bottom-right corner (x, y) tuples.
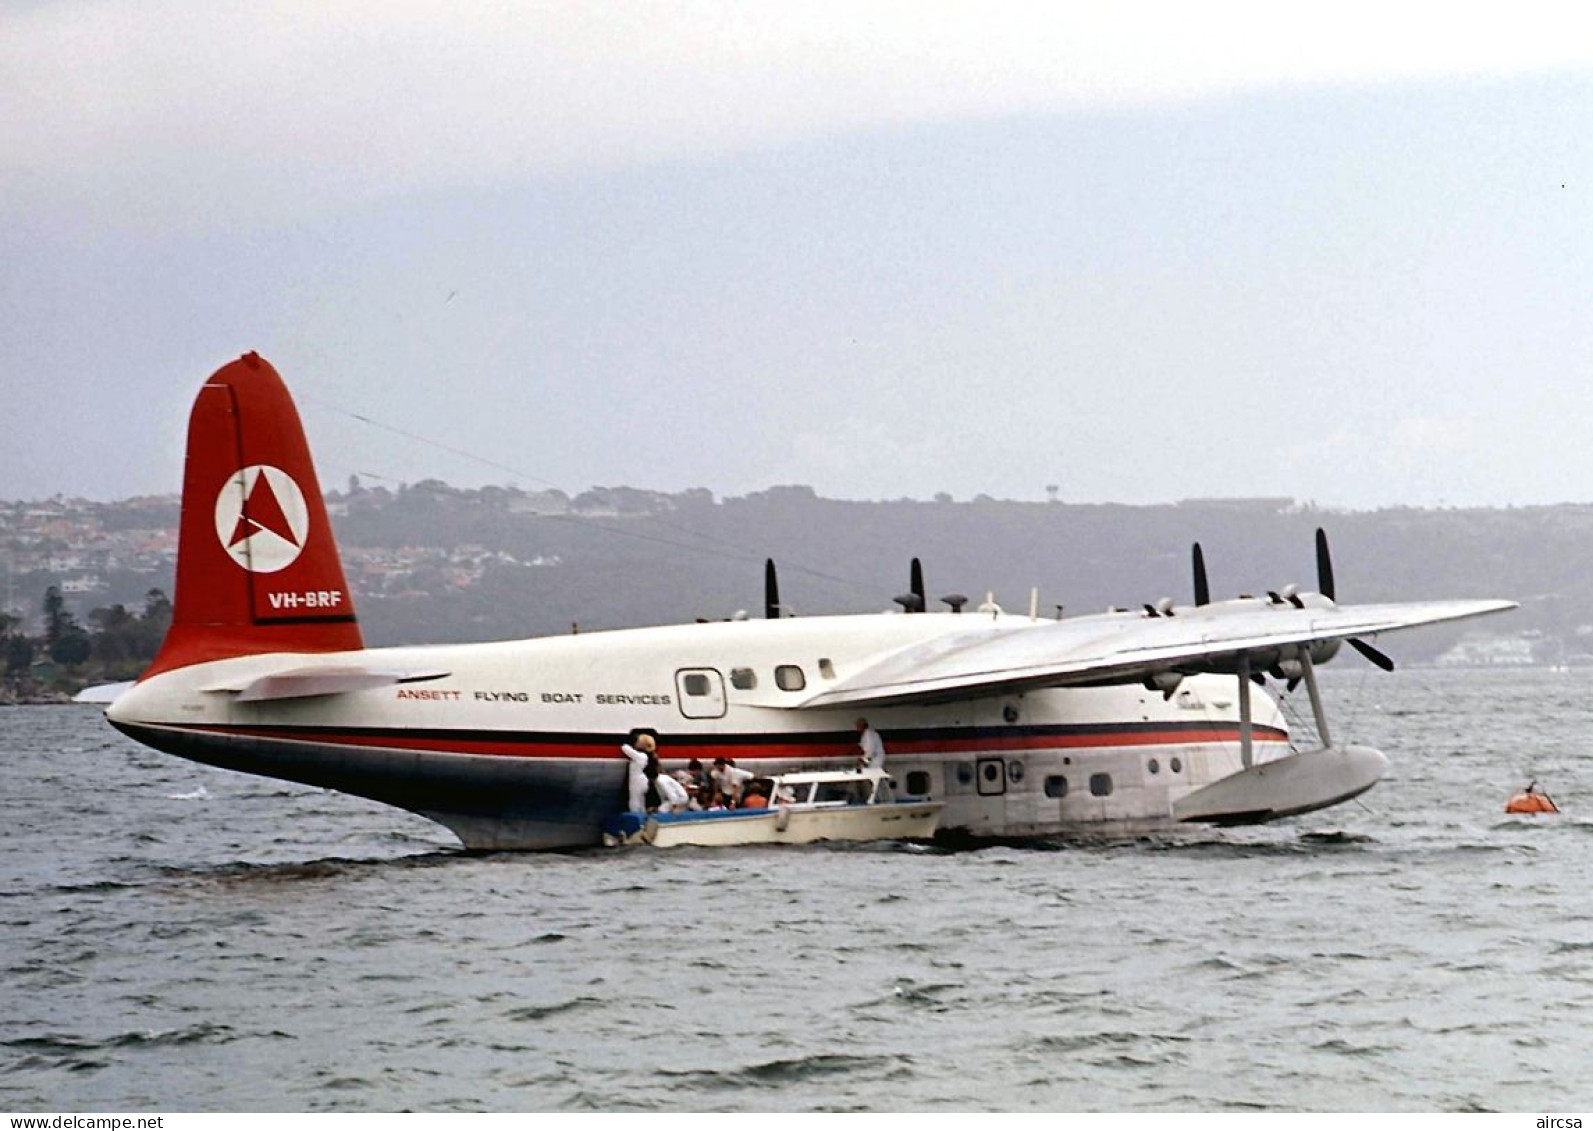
(856, 718), (886, 772)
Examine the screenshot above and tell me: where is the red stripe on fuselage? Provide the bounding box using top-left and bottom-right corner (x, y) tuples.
(155, 721), (1290, 763)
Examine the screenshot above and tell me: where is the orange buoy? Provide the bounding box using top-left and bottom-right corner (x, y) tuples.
(1505, 783), (1559, 814)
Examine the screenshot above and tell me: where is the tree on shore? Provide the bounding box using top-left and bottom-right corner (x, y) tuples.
(0, 586), (173, 697)
(43, 585), (91, 667)
(1, 612), (34, 676)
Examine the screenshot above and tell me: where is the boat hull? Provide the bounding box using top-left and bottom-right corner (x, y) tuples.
(641, 801), (943, 847)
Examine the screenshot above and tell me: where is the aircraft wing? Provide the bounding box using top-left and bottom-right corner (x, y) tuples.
(795, 598), (1516, 709)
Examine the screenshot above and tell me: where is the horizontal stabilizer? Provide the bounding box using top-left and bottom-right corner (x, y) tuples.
(206, 665), (451, 702)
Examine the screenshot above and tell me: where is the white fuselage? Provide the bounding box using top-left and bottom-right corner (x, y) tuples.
(108, 610), (1295, 850)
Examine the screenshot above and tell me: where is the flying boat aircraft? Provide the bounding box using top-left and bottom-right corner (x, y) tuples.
(106, 354), (1516, 849)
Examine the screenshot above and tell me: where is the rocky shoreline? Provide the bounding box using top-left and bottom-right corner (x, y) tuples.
(0, 690), (77, 706)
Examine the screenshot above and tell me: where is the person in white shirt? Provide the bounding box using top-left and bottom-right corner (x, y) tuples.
(856, 718), (886, 771)
(711, 757), (755, 806)
(621, 734), (655, 814)
(654, 769), (690, 813)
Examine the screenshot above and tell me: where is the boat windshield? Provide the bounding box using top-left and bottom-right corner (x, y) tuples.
(812, 779), (873, 806)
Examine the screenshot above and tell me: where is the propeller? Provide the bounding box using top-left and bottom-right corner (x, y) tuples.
(1314, 527), (1335, 601)
(764, 558), (781, 619)
(1348, 636), (1396, 671)
(1314, 528), (1396, 672)
(894, 557), (928, 613)
(1188, 529), (1395, 688)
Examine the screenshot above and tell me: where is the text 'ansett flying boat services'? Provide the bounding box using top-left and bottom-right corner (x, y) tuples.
(106, 353), (1516, 850)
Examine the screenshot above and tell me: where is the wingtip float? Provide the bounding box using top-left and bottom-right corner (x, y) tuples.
(107, 353), (1518, 851)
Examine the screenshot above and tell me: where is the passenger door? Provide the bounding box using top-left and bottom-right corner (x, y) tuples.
(674, 668), (727, 719)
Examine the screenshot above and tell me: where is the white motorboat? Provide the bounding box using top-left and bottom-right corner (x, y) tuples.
(602, 768), (942, 848)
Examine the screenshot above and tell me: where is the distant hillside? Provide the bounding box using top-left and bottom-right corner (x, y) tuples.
(2, 485), (1568, 665)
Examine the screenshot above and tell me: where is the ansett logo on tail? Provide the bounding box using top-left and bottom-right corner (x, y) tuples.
(213, 465), (310, 573)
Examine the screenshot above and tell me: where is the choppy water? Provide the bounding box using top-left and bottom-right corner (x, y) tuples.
(3, 668), (1592, 1112)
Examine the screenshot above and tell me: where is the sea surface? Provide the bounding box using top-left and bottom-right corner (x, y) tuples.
(3, 667), (1592, 1113)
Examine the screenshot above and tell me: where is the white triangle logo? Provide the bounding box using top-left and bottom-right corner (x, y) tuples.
(213, 465), (310, 573)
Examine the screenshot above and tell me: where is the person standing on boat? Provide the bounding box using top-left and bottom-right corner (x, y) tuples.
(711, 756), (754, 806)
(682, 758), (710, 805)
(856, 718), (886, 772)
(621, 733), (655, 814)
(654, 769), (690, 813)
(643, 743), (663, 811)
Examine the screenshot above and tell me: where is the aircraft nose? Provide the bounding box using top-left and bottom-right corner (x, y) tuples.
(104, 682), (140, 724)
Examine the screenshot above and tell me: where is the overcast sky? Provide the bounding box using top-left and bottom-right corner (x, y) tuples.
(3, 2), (1591, 508)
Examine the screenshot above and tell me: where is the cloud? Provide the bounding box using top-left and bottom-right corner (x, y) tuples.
(5, 1), (1590, 226)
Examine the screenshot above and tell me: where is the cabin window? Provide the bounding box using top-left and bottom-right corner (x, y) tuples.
(1090, 773), (1114, 797)
(682, 673), (712, 697)
(1170, 757), (1183, 774)
(1045, 775), (1067, 798)
(818, 658), (836, 679)
(955, 763), (974, 786)
(1007, 761), (1025, 783)
(982, 762), (1001, 784)
(906, 771), (931, 795)
(775, 664), (806, 692)
(1147, 758), (1160, 775)
(730, 667), (757, 690)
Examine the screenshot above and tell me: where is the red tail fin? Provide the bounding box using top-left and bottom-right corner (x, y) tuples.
(144, 353), (363, 676)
